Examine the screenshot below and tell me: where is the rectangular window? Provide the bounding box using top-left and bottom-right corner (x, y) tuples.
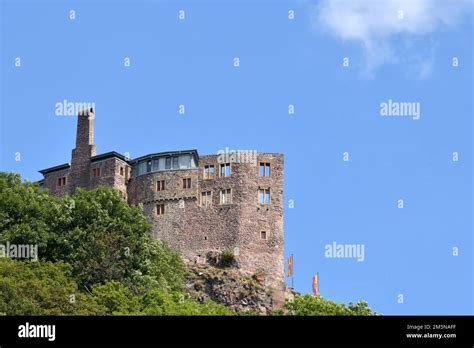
(220, 163), (231, 177)
(165, 157), (171, 170)
(152, 158), (160, 171)
(156, 204), (165, 215)
(179, 155), (191, 169)
(260, 231), (267, 240)
(201, 191), (212, 207)
(220, 189), (232, 205)
(157, 180), (165, 191)
(138, 161), (147, 175)
(203, 165), (215, 179)
(57, 176), (66, 187)
(92, 168), (101, 177)
(172, 156), (179, 169)
(259, 163), (271, 177)
(258, 188), (271, 204)
(182, 178), (191, 189)
(190, 156), (197, 168)
(158, 157), (165, 171)
(120, 167), (124, 176)
(146, 160), (152, 173)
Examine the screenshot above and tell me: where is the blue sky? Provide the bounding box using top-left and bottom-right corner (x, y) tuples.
(1, 0), (472, 314)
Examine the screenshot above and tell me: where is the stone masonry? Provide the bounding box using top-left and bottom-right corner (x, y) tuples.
(39, 109), (286, 308)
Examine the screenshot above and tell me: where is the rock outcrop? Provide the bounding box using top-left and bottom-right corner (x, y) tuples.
(185, 262), (274, 315)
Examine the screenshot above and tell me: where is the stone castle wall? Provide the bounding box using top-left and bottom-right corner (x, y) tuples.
(90, 158), (131, 198)
(43, 169), (71, 197)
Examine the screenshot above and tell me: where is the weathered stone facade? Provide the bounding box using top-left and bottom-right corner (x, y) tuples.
(39, 109), (285, 308)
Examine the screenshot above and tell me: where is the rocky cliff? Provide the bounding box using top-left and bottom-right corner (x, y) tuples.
(185, 262), (275, 315)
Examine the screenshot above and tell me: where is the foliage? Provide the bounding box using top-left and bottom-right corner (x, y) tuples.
(0, 172), (185, 293)
(91, 281), (232, 315)
(139, 288), (232, 316)
(284, 294), (376, 316)
(0, 259), (231, 316)
(220, 249), (235, 267)
(0, 258), (105, 315)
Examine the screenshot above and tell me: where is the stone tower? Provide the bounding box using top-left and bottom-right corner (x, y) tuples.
(69, 108), (96, 191)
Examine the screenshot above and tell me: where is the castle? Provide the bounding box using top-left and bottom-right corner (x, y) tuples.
(38, 108), (285, 306)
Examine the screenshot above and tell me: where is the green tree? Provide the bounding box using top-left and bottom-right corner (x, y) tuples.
(91, 281), (232, 316)
(0, 258), (105, 315)
(91, 281), (141, 315)
(0, 172), (70, 260)
(284, 294), (376, 316)
(140, 288), (232, 316)
(0, 173), (185, 293)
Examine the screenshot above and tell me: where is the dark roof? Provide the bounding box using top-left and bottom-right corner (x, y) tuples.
(129, 150), (199, 164)
(39, 163), (70, 175)
(91, 151), (129, 163)
(39, 150), (199, 175)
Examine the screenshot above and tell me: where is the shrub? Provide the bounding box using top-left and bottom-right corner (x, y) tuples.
(220, 249), (235, 267)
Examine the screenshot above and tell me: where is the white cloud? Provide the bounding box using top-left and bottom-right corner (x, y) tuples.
(313, 0), (472, 76)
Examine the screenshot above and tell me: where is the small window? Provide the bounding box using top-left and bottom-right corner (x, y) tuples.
(165, 157), (171, 170)
(172, 156), (179, 169)
(153, 158), (166, 171)
(220, 163), (231, 177)
(146, 160), (152, 173)
(260, 231), (267, 240)
(203, 165), (215, 179)
(92, 167), (101, 177)
(201, 191), (212, 207)
(57, 176), (66, 187)
(220, 189), (232, 205)
(138, 161), (147, 175)
(179, 155), (191, 169)
(157, 180), (165, 191)
(182, 178), (191, 189)
(258, 188), (271, 204)
(120, 167), (124, 176)
(259, 163), (271, 177)
(159, 157), (166, 171)
(156, 204), (165, 215)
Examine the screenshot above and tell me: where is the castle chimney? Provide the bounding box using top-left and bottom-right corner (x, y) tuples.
(69, 107), (97, 190)
(75, 107), (96, 152)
